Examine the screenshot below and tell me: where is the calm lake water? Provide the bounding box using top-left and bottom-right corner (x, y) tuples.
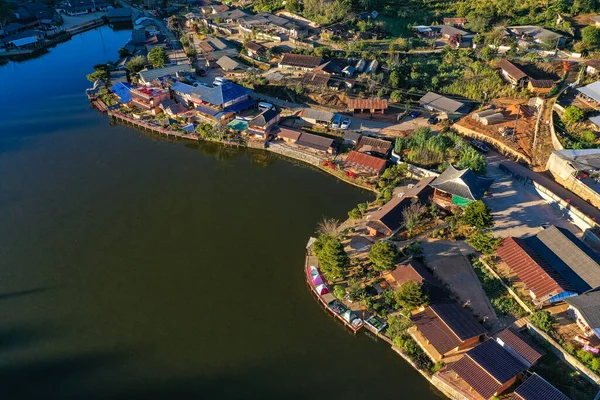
(0, 26), (443, 399)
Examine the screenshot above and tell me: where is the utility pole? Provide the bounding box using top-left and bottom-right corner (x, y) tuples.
(512, 104), (520, 143)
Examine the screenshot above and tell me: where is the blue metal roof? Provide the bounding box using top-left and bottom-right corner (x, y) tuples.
(110, 82), (132, 103)
(223, 98), (255, 113)
(171, 81), (195, 95)
(191, 82), (251, 106)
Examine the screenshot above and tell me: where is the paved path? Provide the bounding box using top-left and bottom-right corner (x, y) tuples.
(486, 150), (600, 223)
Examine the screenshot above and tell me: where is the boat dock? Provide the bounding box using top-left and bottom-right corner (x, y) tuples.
(304, 253), (363, 334)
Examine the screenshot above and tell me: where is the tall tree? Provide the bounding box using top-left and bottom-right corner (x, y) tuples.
(148, 47), (168, 68)
(394, 281), (428, 312)
(462, 200), (493, 229)
(313, 234), (349, 280)
(369, 241), (397, 271)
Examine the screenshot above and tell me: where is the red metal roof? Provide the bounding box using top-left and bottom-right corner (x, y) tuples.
(344, 150), (386, 175)
(496, 237), (574, 302)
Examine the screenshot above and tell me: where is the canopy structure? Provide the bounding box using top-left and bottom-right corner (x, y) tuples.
(311, 274), (324, 285)
(308, 266), (319, 277)
(315, 284), (329, 295)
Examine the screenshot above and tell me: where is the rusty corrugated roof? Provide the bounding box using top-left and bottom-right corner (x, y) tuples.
(496, 236), (575, 302)
(344, 150), (386, 174)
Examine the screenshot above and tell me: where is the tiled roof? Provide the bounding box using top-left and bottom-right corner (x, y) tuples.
(385, 260), (437, 287)
(249, 109), (279, 128)
(279, 53), (322, 68)
(368, 196), (413, 233)
(451, 356), (504, 399)
(496, 236), (575, 302)
(429, 301), (487, 341)
(451, 339), (527, 399)
(344, 150), (387, 175)
(468, 339), (527, 383)
(512, 373), (571, 400)
(411, 301), (486, 355)
(429, 165), (494, 201)
(497, 59), (528, 80)
(355, 136), (392, 155)
(496, 328), (544, 366)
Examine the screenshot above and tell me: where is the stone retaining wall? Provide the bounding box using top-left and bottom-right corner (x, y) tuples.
(525, 322), (600, 385)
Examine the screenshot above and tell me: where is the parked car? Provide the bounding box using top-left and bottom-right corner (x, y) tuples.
(409, 110), (421, 118)
(331, 114), (342, 128)
(340, 118), (351, 129)
(470, 140), (489, 153)
(427, 115), (439, 125)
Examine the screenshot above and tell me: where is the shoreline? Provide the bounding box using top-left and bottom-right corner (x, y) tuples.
(99, 102), (377, 193)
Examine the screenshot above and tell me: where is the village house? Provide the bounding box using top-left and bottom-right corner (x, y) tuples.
(106, 7), (133, 25)
(506, 25), (567, 48)
(171, 81), (253, 120)
(496, 225), (600, 305)
(436, 25), (474, 48)
(320, 23), (352, 40)
(577, 80), (600, 109)
(343, 151), (387, 177)
(278, 53), (322, 71)
(546, 149), (600, 208)
(419, 92), (469, 119)
(495, 328), (544, 368)
(409, 301), (486, 363)
(527, 79), (554, 94)
(298, 108), (334, 125)
(129, 86), (170, 115)
(429, 165), (494, 206)
(238, 12), (303, 39)
(294, 132), (335, 154)
(248, 109), (280, 138)
(216, 55), (243, 71)
(443, 17), (468, 27)
(439, 339), (528, 399)
(15, 2), (61, 25)
(382, 259), (438, 289)
(354, 135), (392, 158)
(159, 99), (188, 117)
(365, 177), (434, 236)
(273, 126), (302, 143)
(512, 373), (571, 400)
(138, 64), (193, 85)
(585, 60), (600, 76)
(301, 72), (332, 89)
(347, 98), (388, 114)
(245, 41), (268, 62)
(63, 0), (111, 15)
(565, 291), (600, 340)
(497, 59), (529, 87)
